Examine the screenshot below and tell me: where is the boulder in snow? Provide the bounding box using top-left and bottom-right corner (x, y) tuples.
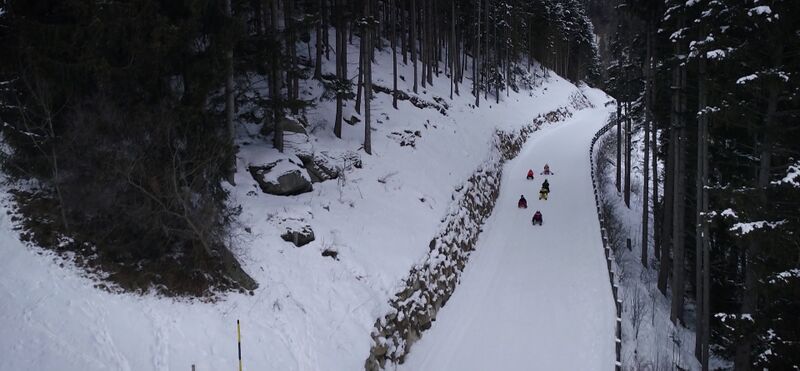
(297, 153), (340, 183)
(249, 157), (313, 196)
(281, 225), (315, 247)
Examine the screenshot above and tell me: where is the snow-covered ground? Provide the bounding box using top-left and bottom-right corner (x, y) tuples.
(398, 90), (617, 371)
(0, 31), (608, 370)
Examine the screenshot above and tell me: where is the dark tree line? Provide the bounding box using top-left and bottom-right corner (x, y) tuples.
(0, 0), (599, 295)
(0, 0), (256, 295)
(601, 0), (800, 369)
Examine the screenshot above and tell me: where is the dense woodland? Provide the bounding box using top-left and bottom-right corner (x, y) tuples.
(596, 0), (800, 369)
(0, 0), (598, 294)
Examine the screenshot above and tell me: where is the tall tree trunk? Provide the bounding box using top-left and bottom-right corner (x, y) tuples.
(401, 0), (407, 64)
(653, 127), (660, 260)
(671, 117), (686, 325)
(253, 0), (263, 33)
(333, 0), (344, 138)
(462, 33), (468, 84)
(270, 0), (284, 152)
(659, 37), (682, 296)
(449, 0), (454, 99)
(495, 32), (499, 105)
(527, 17), (532, 72)
(427, 0), (434, 85)
(650, 9), (661, 263)
(356, 24), (364, 114)
(734, 235), (761, 371)
(391, 0), (398, 109)
(494, 24), (499, 104)
(348, 1), (354, 43)
(641, 16), (655, 266)
(374, 0), (381, 51)
(624, 98), (632, 208)
(701, 194), (710, 371)
(288, 0), (295, 108)
(342, 5), (347, 70)
(433, 0), (440, 79)
(363, 0), (373, 155)
(420, 0), (427, 89)
(616, 103), (622, 193)
(483, 0), (488, 101)
(474, 0), (481, 107)
(671, 35), (687, 324)
(314, 0), (324, 79)
(323, 0), (330, 60)
(223, 0), (236, 184)
(694, 50), (710, 370)
(658, 120), (676, 295)
(410, 0), (418, 93)
(698, 28), (712, 364)
(453, 7), (459, 96)
(653, 93), (661, 262)
(284, 0), (297, 114)
(641, 28), (652, 266)
(505, 33), (510, 98)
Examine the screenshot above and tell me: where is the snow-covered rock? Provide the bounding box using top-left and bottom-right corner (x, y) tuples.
(296, 153), (340, 183)
(280, 225), (315, 247)
(248, 156), (313, 196)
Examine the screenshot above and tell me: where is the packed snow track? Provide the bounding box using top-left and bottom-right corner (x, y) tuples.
(399, 104), (616, 371)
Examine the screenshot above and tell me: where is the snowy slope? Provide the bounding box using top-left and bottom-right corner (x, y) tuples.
(399, 91), (617, 371)
(0, 30), (605, 371)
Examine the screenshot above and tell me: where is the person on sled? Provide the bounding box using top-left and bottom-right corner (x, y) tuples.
(541, 163), (553, 175)
(518, 195), (528, 208)
(539, 184), (549, 200)
(542, 179), (550, 193)
(526, 169), (534, 180)
(532, 210), (543, 225)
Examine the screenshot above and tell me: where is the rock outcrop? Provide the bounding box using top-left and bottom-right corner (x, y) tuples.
(249, 156), (313, 196)
(280, 225), (315, 247)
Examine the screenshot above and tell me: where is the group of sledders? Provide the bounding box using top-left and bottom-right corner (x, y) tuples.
(517, 164), (554, 226)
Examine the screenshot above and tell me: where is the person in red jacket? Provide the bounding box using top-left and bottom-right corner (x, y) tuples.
(532, 210), (543, 225)
(526, 169), (534, 180)
(518, 195), (528, 208)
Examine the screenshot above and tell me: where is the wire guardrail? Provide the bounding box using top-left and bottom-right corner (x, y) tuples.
(589, 117), (623, 371)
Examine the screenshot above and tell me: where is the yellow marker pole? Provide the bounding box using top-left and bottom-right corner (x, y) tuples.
(237, 320), (243, 371)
